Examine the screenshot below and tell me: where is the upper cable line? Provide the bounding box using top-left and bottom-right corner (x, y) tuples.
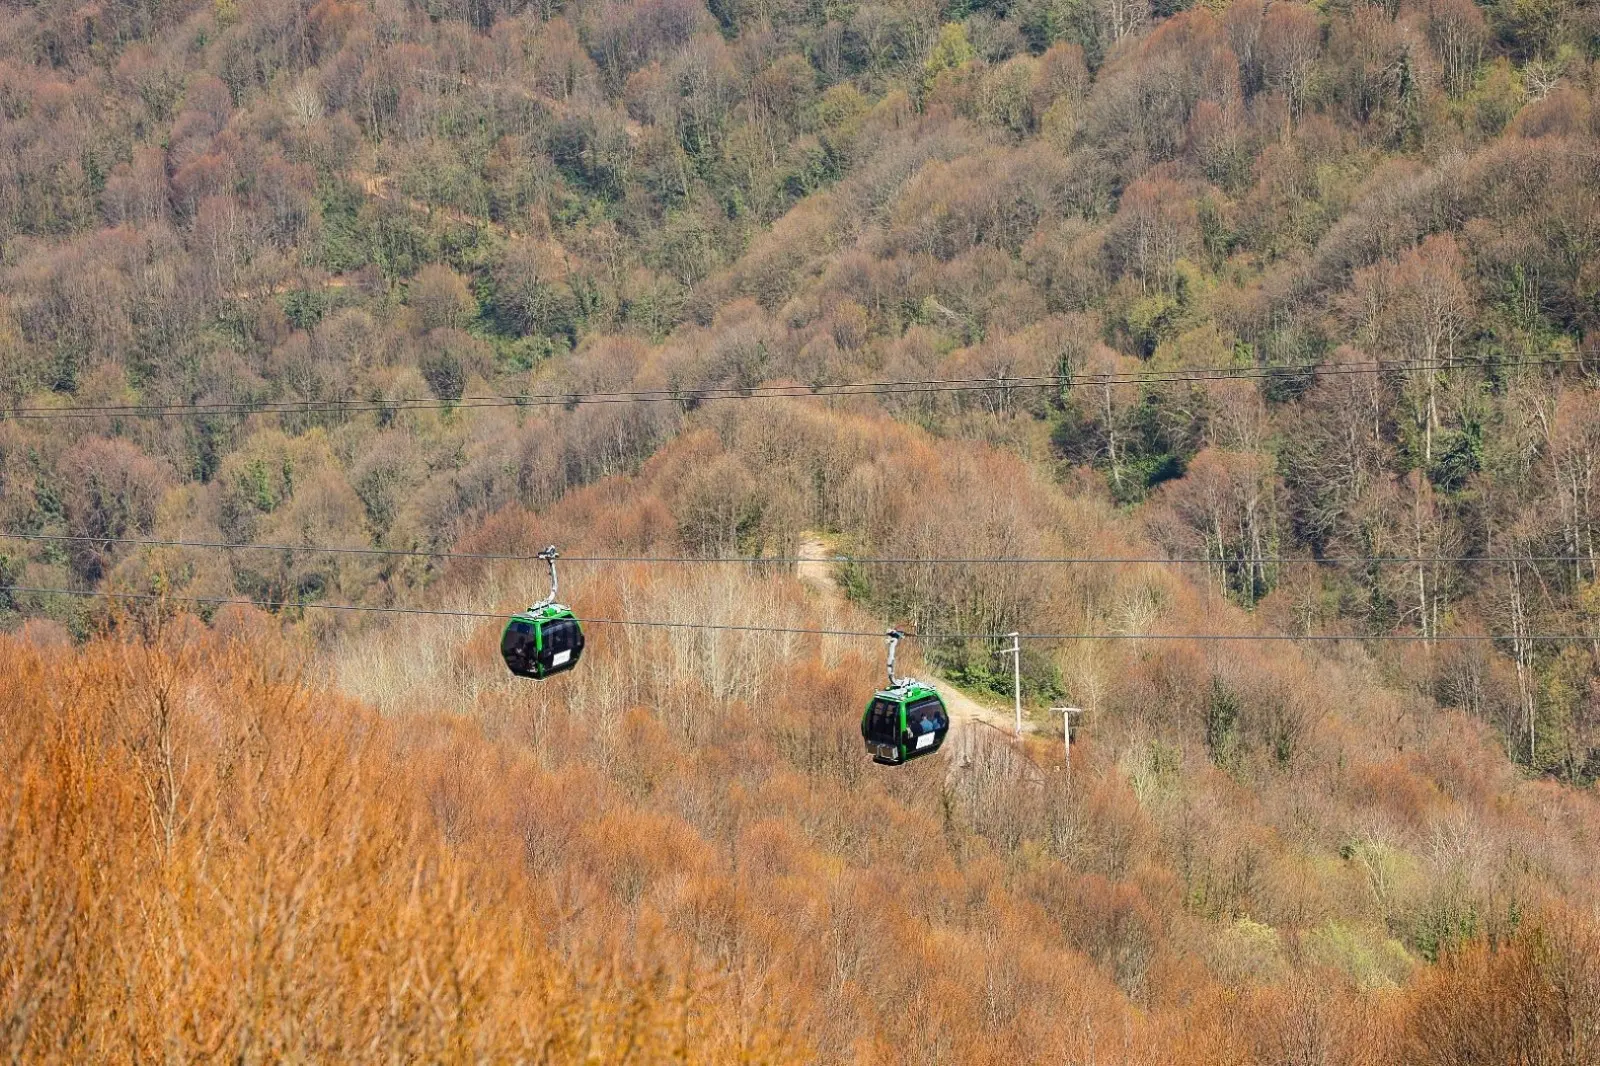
(4, 584), (1592, 644)
(2, 532), (1592, 567)
(3, 355), (1585, 421)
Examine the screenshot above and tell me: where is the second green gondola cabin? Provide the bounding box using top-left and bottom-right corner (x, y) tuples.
(861, 681), (950, 764)
(500, 604), (585, 679)
(861, 631), (949, 765)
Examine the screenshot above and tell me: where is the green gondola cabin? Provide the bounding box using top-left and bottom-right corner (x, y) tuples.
(501, 546), (585, 680)
(501, 603), (585, 679)
(861, 680), (949, 765)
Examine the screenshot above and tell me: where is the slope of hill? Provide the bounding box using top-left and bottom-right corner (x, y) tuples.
(2, 0), (1600, 1060)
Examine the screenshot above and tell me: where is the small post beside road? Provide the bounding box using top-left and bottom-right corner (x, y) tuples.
(1051, 707), (1083, 787)
(1008, 632), (1022, 738)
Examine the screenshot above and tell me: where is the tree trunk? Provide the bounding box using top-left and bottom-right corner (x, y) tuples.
(1509, 557), (1536, 767)
(1103, 384), (1123, 492)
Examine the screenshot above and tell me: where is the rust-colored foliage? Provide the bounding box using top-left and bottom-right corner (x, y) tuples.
(1401, 911), (1600, 1066)
(12, 589), (1598, 1063)
(0, 628), (799, 1063)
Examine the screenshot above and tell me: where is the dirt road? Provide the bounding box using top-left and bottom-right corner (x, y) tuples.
(795, 535), (1025, 737)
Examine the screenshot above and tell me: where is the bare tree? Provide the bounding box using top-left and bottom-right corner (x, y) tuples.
(1347, 236), (1473, 466)
(1098, 0), (1151, 47)
(1547, 389), (1600, 587)
(1425, 0), (1487, 97)
(1261, 3), (1322, 120)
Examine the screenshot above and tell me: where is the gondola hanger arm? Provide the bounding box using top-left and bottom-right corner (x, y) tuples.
(886, 628), (910, 689)
(529, 545), (561, 612)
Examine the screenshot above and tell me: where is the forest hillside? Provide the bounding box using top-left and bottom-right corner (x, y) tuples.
(2, 0), (1600, 1060)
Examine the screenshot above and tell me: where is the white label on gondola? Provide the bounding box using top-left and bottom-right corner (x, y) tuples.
(916, 732), (935, 749)
(552, 650), (571, 666)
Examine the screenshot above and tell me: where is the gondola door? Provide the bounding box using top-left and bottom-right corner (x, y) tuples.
(863, 695), (906, 764)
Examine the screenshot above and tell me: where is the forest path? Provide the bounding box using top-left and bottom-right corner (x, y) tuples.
(795, 535), (1023, 737)
(354, 170), (522, 237)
